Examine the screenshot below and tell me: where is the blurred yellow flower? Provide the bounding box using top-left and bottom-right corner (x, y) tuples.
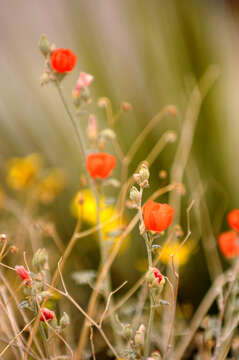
(159, 241), (192, 266)
(71, 189), (129, 251)
(0, 187), (4, 209)
(136, 241), (192, 272)
(36, 169), (66, 204)
(6, 154), (42, 190)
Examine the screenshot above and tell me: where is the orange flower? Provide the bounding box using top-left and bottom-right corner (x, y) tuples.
(218, 231), (239, 258)
(143, 200), (174, 232)
(227, 209), (239, 232)
(86, 153), (116, 179)
(50, 48), (77, 73)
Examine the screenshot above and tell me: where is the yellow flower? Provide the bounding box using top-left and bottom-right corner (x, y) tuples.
(71, 189), (129, 251)
(159, 241), (192, 266)
(6, 154), (42, 190)
(36, 169), (66, 204)
(136, 241), (193, 272)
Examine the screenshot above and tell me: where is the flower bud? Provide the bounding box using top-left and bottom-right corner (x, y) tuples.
(40, 72), (51, 86)
(122, 102), (132, 112)
(146, 267), (165, 290)
(39, 34), (50, 56)
(100, 128), (116, 140)
(97, 97), (108, 108)
(32, 248), (48, 271)
(50, 316), (58, 329)
(165, 131), (177, 143)
(139, 164), (150, 182)
(0, 234), (7, 242)
(10, 246), (18, 254)
(129, 186), (140, 203)
(37, 291), (52, 303)
(134, 324), (145, 348)
(151, 350), (162, 360)
(60, 312), (70, 328)
(122, 324), (133, 340)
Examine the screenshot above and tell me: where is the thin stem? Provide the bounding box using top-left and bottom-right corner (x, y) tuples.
(138, 186), (154, 357)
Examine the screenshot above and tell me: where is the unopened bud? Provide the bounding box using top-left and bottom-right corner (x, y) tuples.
(129, 186), (140, 203)
(0, 234), (7, 242)
(100, 128), (116, 140)
(32, 248), (48, 270)
(133, 173), (141, 184)
(40, 72), (50, 86)
(151, 350), (162, 360)
(10, 246), (18, 254)
(97, 97), (108, 108)
(146, 267), (165, 290)
(167, 105), (177, 116)
(122, 324), (133, 340)
(139, 164), (150, 183)
(165, 131), (177, 143)
(37, 291), (51, 303)
(39, 34), (49, 56)
(60, 312), (70, 328)
(122, 102), (132, 112)
(159, 170), (167, 179)
(134, 324), (145, 348)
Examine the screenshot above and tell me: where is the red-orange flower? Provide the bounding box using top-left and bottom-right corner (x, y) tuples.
(218, 231), (239, 258)
(50, 48), (77, 73)
(40, 308), (55, 322)
(227, 209), (239, 232)
(143, 200), (174, 232)
(86, 153), (116, 179)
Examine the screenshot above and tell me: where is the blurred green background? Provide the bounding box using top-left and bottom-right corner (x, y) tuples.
(1, 0), (239, 316)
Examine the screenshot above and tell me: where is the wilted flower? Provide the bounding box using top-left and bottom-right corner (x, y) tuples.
(143, 200), (174, 232)
(50, 48), (77, 73)
(6, 154), (41, 190)
(40, 308), (55, 322)
(86, 152), (116, 179)
(15, 265), (31, 282)
(76, 72), (94, 91)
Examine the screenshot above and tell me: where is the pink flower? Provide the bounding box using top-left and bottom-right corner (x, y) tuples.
(40, 308), (55, 322)
(15, 265), (31, 282)
(76, 72), (94, 90)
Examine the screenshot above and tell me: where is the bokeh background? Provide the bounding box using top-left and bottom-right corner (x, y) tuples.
(1, 0), (239, 342)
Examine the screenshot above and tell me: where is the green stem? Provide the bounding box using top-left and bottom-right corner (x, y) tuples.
(138, 187), (154, 357)
(144, 233), (155, 357)
(55, 81), (120, 347)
